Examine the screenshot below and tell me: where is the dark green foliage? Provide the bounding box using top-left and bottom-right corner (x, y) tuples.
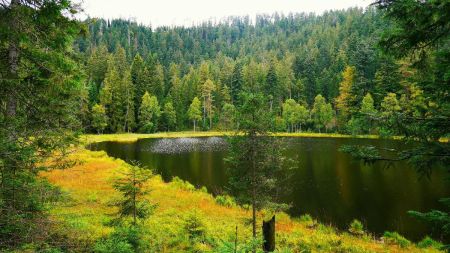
(225, 92), (292, 241)
(112, 164), (155, 225)
(76, 8), (395, 132)
(408, 198), (450, 248)
(417, 236), (443, 250)
(183, 211), (207, 241)
(94, 226), (141, 253)
(0, 0), (83, 249)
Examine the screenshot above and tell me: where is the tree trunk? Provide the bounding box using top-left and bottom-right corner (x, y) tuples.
(7, 0), (20, 119)
(262, 215), (275, 252)
(234, 225), (238, 253)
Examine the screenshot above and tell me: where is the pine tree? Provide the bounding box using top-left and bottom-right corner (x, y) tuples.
(231, 62), (243, 104)
(335, 66), (356, 130)
(131, 53), (150, 117)
(220, 103), (236, 131)
(265, 63), (278, 111)
(226, 93), (290, 249)
(0, 0), (83, 248)
(123, 70), (136, 132)
(188, 97), (202, 132)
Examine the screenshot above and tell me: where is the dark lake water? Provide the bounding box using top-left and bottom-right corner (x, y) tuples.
(89, 136), (449, 241)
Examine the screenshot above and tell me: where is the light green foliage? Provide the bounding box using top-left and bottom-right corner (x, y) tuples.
(348, 219), (364, 236)
(383, 231), (411, 248)
(139, 92), (160, 133)
(215, 195), (236, 207)
(162, 101), (177, 131)
(282, 98), (309, 132)
(183, 211), (206, 241)
(188, 97), (202, 131)
(335, 66), (357, 127)
(201, 79), (216, 129)
(91, 104), (108, 133)
(360, 93), (377, 116)
(171, 177), (196, 191)
(220, 103), (236, 130)
(311, 95), (334, 133)
(381, 93), (401, 118)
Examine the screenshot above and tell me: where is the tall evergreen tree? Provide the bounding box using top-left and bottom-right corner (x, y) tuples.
(188, 97), (202, 132)
(226, 93), (290, 248)
(0, 0), (83, 248)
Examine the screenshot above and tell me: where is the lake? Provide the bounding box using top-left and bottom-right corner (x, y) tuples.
(89, 136), (449, 241)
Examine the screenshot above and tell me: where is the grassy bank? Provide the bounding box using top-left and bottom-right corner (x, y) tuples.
(38, 133), (444, 252)
(81, 131), (383, 145)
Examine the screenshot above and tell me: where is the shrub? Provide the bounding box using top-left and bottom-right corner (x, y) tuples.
(94, 237), (133, 253)
(382, 231), (411, 248)
(184, 211), (206, 241)
(299, 214), (313, 222)
(171, 177), (195, 191)
(417, 236), (442, 249)
(348, 219), (364, 236)
(215, 195), (236, 207)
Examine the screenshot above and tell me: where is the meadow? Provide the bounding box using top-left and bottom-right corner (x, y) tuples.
(39, 133), (444, 252)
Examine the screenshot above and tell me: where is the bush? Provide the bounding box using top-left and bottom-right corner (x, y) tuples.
(215, 195), (236, 207)
(417, 236), (442, 249)
(184, 211), (206, 241)
(94, 237), (133, 253)
(299, 214), (313, 222)
(171, 177), (196, 191)
(348, 219), (364, 236)
(94, 226), (144, 253)
(382, 231), (411, 248)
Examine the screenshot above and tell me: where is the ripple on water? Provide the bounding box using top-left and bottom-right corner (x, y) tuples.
(148, 137), (227, 154)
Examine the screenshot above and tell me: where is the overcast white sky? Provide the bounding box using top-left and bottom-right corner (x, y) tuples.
(80, 0), (371, 27)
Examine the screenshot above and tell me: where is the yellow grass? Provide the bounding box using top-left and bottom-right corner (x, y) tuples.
(40, 145), (442, 252)
(81, 131), (385, 146)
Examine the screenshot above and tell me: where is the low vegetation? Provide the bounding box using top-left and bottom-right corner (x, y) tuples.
(37, 137), (443, 252)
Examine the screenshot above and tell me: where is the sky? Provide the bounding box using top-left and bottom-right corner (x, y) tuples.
(80, 0), (371, 28)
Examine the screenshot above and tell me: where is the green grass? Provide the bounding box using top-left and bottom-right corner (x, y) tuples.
(38, 133), (446, 252)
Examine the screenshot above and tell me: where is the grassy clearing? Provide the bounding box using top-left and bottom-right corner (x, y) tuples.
(40, 143), (443, 252)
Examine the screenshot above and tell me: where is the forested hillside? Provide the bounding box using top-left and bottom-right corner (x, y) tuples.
(76, 8), (408, 134)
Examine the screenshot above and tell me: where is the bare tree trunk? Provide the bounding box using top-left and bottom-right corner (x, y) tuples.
(234, 225), (238, 253)
(262, 215), (275, 252)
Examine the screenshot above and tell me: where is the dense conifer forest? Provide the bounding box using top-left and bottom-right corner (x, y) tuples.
(77, 8), (407, 135)
(1, 0), (449, 252)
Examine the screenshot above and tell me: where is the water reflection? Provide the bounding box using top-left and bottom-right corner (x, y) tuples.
(89, 137), (449, 241)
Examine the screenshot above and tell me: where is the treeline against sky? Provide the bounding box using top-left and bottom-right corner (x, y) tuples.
(76, 7), (415, 134)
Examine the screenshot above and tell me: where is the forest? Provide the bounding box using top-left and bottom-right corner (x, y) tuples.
(0, 0), (449, 252)
(77, 8), (407, 135)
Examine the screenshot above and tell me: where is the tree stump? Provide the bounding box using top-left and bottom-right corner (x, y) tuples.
(262, 215), (275, 252)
